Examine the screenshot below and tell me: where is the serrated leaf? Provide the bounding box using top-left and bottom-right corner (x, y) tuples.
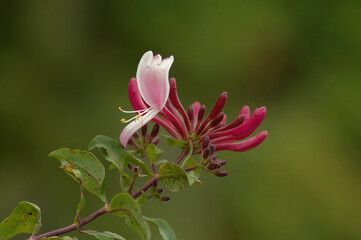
(109, 193), (151, 240)
(158, 163), (188, 192)
(82, 230), (126, 240)
(0, 201), (41, 239)
(124, 154), (152, 176)
(49, 148), (106, 201)
(143, 217), (177, 240)
(88, 135), (126, 170)
(145, 144), (164, 164)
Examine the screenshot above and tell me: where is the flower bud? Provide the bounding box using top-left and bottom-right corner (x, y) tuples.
(209, 92), (227, 120)
(209, 144), (216, 155)
(128, 163), (134, 171)
(150, 124), (160, 141)
(202, 136), (210, 151)
(213, 159), (227, 166)
(207, 162), (221, 170)
(211, 153), (218, 160)
(132, 132), (139, 140)
(151, 136), (160, 145)
(156, 188), (163, 194)
(187, 105), (195, 123)
(197, 105), (206, 123)
(160, 196), (170, 202)
(141, 124), (148, 139)
(128, 138), (139, 149)
(202, 148), (210, 160)
(210, 112), (225, 128)
(133, 166), (140, 173)
(214, 170), (228, 177)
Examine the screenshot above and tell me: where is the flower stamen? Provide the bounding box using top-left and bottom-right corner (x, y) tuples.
(119, 106), (153, 126)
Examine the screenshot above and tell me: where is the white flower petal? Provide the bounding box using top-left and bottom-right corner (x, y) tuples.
(119, 108), (160, 147)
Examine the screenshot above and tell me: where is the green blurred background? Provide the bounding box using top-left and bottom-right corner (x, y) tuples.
(1, 1), (361, 239)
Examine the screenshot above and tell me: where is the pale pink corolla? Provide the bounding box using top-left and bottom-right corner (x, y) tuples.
(119, 51), (174, 147)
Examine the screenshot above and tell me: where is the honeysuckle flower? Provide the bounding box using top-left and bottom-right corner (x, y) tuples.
(122, 52), (267, 176)
(128, 77), (267, 153)
(119, 51), (174, 147)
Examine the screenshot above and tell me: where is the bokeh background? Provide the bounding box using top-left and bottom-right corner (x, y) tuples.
(1, 1), (361, 239)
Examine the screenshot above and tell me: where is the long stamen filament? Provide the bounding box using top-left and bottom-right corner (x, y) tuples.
(119, 106), (153, 125)
(119, 106), (149, 114)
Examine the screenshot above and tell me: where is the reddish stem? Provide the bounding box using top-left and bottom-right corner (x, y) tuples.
(31, 176), (158, 240)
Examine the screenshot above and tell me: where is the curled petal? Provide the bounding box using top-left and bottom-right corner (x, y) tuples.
(120, 109), (160, 147)
(136, 51), (173, 108)
(214, 131), (268, 152)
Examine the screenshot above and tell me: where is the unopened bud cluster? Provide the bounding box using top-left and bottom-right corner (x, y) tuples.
(200, 136), (228, 177)
(128, 124), (160, 153)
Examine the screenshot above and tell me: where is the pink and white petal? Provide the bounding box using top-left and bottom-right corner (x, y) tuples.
(136, 52), (173, 108)
(120, 108), (160, 147)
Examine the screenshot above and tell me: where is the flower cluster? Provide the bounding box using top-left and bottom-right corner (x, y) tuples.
(120, 51), (267, 175)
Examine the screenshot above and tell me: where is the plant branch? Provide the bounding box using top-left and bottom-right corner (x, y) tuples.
(31, 207), (107, 240)
(31, 176), (158, 239)
(185, 165), (199, 172)
(131, 175), (157, 199)
(128, 175), (137, 194)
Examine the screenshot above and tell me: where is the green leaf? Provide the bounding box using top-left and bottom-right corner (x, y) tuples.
(165, 137), (186, 148)
(124, 154), (152, 176)
(109, 193), (151, 240)
(145, 144), (164, 164)
(186, 172), (202, 187)
(120, 174), (131, 192)
(49, 148), (106, 202)
(155, 159), (168, 166)
(0, 201), (41, 239)
(185, 158), (201, 187)
(82, 230), (126, 240)
(143, 217), (177, 240)
(158, 163), (188, 192)
(136, 192), (148, 206)
(186, 158), (201, 178)
(88, 135), (126, 170)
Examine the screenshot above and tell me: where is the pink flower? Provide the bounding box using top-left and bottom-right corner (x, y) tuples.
(164, 78), (268, 153)
(119, 51), (174, 147)
(127, 76), (268, 154)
